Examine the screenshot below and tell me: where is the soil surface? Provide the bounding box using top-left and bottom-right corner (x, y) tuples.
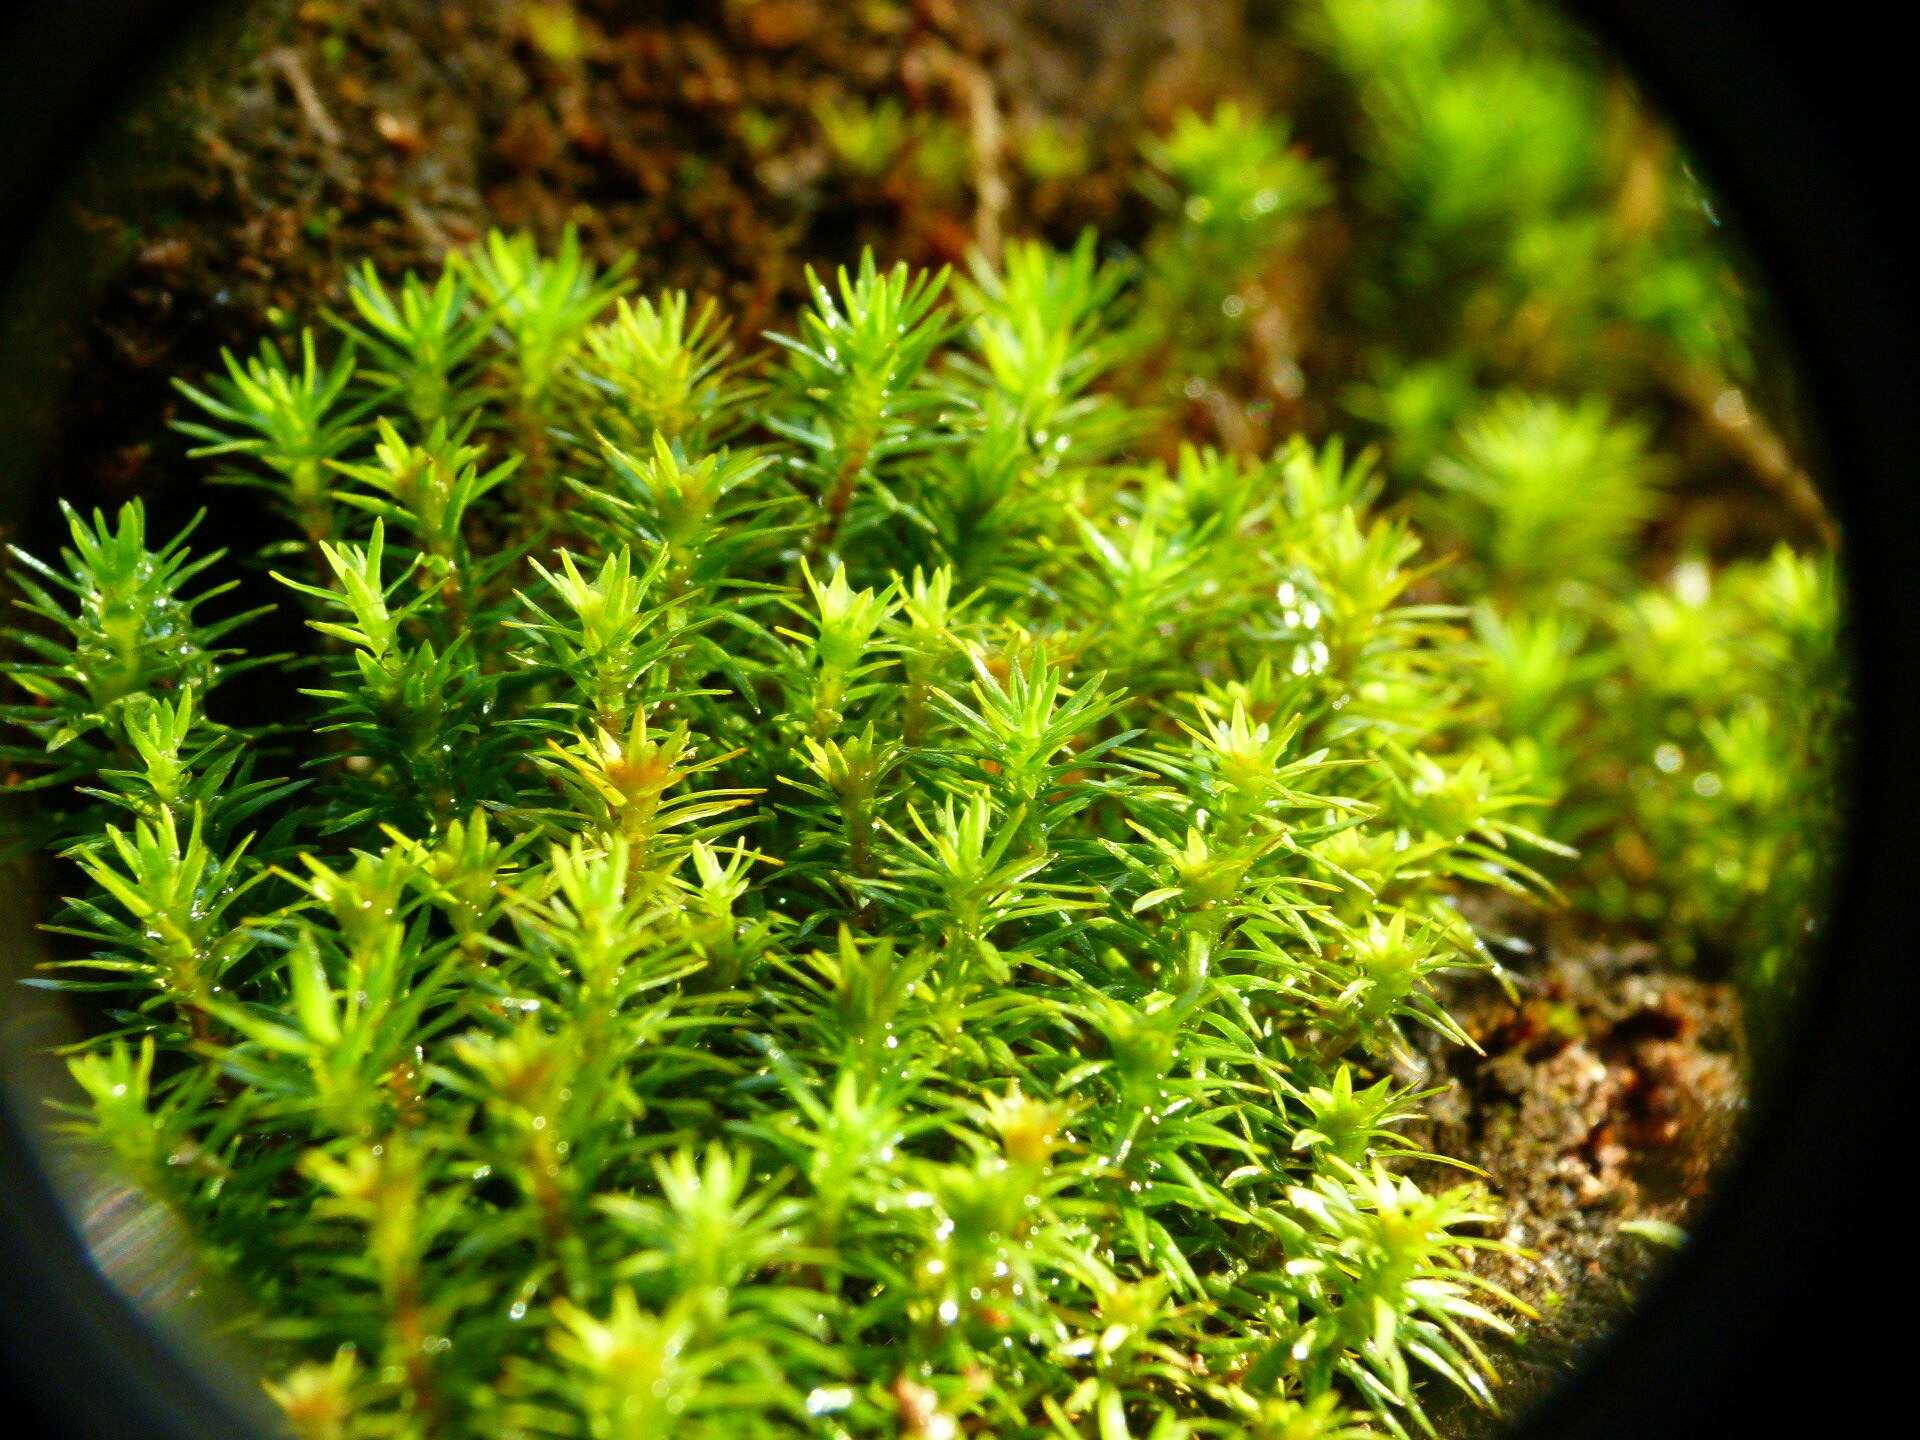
(14, 0), (1305, 538)
(3, 0), (1750, 1422)
(1406, 918), (1743, 1429)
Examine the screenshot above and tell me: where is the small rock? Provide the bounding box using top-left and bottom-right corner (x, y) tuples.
(374, 112), (425, 153)
(137, 236), (192, 272)
(745, 1), (821, 50)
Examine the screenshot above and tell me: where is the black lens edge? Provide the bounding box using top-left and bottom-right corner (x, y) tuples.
(1519, 4), (1915, 1429)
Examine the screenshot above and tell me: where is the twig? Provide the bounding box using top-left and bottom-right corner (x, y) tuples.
(950, 56), (1007, 266)
(269, 47), (343, 149)
(1663, 360), (1838, 548)
(401, 197), (456, 256)
(1601, 100), (1836, 548)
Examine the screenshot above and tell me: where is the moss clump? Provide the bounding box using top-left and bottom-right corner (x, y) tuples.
(3, 35), (1843, 1440)
(5, 222), (1555, 1437)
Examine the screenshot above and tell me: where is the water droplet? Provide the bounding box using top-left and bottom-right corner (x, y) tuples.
(806, 1387), (854, 1416)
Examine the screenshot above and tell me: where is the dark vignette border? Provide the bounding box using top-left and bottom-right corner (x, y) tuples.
(1522, 2), (1914, 1433)
(2, 2), (1912, 1435)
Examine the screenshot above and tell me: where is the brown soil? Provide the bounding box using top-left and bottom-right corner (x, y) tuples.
(4, 0), (1752, 1420)
(1407, 922), (1743, 1429)
(17, 0), (1313, 536)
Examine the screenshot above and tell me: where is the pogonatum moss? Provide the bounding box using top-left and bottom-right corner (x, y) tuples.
(2, 71), (1843, 1440)
(3, 224), (1563, 1440)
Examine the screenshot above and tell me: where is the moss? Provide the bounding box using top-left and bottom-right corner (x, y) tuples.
(4, 218), (1561, 1436)
(3, 6), (1846, 1437)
